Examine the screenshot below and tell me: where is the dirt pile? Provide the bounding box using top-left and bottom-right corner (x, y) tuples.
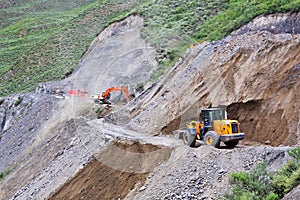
(113, 12), (300, 146)
(49, 140), (172, 200)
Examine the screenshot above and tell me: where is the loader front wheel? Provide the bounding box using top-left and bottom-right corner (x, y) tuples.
(204, 131), (220, 148)
(183, 130), (196, 147)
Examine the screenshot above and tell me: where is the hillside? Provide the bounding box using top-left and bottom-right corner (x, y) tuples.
(1, 0), (299, 96)
(0, 11), (299, 199)
(0, 1), (300, 200)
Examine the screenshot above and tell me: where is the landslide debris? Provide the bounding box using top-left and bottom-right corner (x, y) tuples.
(112, 12), (300, 147)
(49, 140), (172, 200)
(0, 11), (299, 200)
(0, 15), (159, 200)
(0, 93), (58, 172)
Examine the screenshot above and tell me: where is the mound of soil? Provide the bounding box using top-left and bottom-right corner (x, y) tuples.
(49, 158), (148, 200)
(49, 140), (172, 200)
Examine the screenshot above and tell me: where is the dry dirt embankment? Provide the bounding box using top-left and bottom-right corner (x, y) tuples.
(113, 12), (300, 147)
(49, 139), (172, 200)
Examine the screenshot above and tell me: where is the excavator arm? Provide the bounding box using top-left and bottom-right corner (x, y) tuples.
(99, 86), (129, 104)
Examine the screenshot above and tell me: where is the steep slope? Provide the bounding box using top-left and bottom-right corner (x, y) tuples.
(0, 15), (158, 200)
(0, 12), (299, 200)
(112, 12), (300, 146)
(49, 12), (300, 200)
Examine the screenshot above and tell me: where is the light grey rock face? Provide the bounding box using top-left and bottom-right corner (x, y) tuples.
(282, 184), (300, 200)
(231, 12), (300, 35)
(0, 93), (58, 172)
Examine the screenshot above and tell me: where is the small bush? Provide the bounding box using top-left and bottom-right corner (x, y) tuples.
(226, 162), (274, 200)
(95, 107), (101, 113)
(0, 168), (13, 182)
(226, 146), (300, 199)
(266, 192), (279, 200)
(272, 146), (300, 197)
(288, 146), (300, 163)
(14, 96), (23, 107)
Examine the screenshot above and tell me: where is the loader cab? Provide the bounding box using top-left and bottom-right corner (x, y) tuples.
(200, 108), (227, 133)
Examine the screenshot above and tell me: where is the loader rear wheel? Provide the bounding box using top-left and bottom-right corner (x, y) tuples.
(224, 140), (239, 148)
(183, 130), (196, 147)
(204, 131), (220, 148)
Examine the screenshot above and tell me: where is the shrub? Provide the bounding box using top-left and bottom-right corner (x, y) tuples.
(225, 162), (274, 200)
(265, 192), (279, 200)
(288, 146), (300, 163)
(272, 146), (300, 197)
(226, 146), (300, 199)
(0, 168), (13, 182)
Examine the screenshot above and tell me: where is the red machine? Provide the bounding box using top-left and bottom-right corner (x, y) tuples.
(93, 86), (129, 104)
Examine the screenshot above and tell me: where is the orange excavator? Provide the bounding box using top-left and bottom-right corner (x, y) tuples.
(93, 86), (129, 104)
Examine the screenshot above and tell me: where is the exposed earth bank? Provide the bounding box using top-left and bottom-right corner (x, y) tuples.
(0, 12), (299, 200)
(113, 12), (300, 147)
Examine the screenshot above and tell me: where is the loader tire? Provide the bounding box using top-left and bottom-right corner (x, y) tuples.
(224, 140), (239, 148)
(204, 131), (220, 148)
(183, 130), (196, 147)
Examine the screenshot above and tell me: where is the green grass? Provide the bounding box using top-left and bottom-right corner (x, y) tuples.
(1, 0), (299, 95)
(0, 0), (143, 96)
(195, 0), (300, 41)
(132, 0), (229, 81)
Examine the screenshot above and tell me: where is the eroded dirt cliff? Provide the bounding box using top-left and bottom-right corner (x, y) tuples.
(113, 12), (300, 147)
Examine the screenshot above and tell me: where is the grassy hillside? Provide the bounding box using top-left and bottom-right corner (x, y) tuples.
(0, 0), (142, 96)
(0, 0), (299, 96)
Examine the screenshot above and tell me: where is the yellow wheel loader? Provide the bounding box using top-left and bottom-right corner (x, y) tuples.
(176, 107), (245, 148)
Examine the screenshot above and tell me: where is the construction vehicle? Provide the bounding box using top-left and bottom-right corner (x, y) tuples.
(92, 86), (129, 104)
(175, 107), (245, 148)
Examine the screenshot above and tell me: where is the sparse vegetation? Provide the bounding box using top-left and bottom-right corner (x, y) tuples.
(0, 0), (143, 96)
(225, 146), (300, 200)
(1, 0), (299, 94)
(14, 96), (23, 107)
(0, 168), (13, 182)
(95, 107), (101, 113)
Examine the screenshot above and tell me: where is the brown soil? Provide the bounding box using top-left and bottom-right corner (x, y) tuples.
(49, 140), (172, 200)
(118, 25), (300, 147)
(49, 158), (148, 200)
(227, 100), (289, 146)
(113, 139), (160, 153)
(161, 116), (181, 135)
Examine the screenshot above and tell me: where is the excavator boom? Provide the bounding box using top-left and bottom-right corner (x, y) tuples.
(93, 85), (129, 104)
